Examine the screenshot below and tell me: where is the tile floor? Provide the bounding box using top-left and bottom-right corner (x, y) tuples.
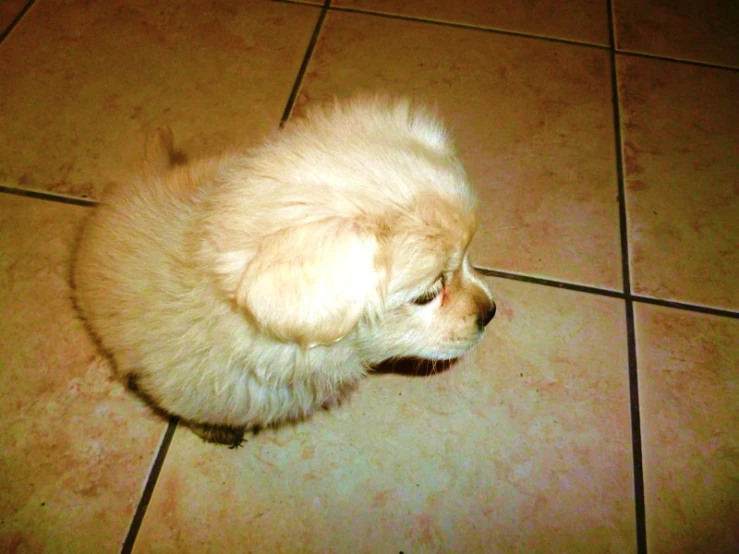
(0, 1), (737, 553)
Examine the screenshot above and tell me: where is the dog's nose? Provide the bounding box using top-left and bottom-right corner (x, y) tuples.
(477, 302), (496, 330)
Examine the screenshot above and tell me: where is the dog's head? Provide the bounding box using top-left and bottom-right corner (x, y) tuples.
(207, 96), (495, 361)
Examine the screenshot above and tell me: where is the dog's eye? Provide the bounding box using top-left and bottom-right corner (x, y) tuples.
(411, 277), (443, 306)
(412, 290), (439, 306)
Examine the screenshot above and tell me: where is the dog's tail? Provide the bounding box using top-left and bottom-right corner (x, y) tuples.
(144, 124), (175, 179)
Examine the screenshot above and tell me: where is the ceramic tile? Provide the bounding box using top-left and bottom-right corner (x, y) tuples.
(0, 0), (319, 200)
(635, 303), (739, 553)
(133, 277), (635, 553)
(333, 0), (610, 45)
(0, 0), (30, 37)
(0, 193), (166, 553)
(294, 11), (622, 290)
(614, 0), (739, 68)
(618, 56), (739, 310)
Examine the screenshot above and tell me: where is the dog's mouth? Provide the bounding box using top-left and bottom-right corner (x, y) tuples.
(423, 330), (488, 361)
(420, 347), (478, 362)
(372, 357), (457, 377)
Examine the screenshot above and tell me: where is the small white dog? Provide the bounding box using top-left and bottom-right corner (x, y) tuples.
(73, 96), (495, 446)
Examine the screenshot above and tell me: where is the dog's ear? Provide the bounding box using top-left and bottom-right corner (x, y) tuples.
(236, 219), (387, 347)
(144, 125), (175, 178)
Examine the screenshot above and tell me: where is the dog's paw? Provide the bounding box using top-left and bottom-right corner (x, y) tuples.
(189, 422), (247, 448)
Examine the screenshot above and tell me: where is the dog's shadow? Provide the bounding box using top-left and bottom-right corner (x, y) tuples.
(372, 357), (458, 378)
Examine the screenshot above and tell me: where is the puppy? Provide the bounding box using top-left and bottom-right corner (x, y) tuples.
(73, 96), (496, 447)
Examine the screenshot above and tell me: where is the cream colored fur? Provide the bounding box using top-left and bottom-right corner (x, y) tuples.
(73, 96), (495, 443)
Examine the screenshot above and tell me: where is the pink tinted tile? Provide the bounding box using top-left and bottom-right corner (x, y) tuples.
(618, 56), (739, 310)
(334, 0), (609, 44)
(0, 0), (319, 199)
(614, 0), (739, 68)
(294, 11), (621, 289)
(134, 278), (635, 553)
(0, 194), (165, 553)
(636, 303), (739, 553)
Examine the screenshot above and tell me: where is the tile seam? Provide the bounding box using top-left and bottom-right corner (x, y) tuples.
(2, 188), (735, 319)
(0, 0), (36, 45)
(320, 3), (609, 49)
(277, 0), (739, 71)
(279, 0), (332, 124)
(0, 185), (97, 207)
(120, 418), (179, 554)
(478, 269), (738, 318)
(607, 1), (648, 552)
(615, 48), (739, 72)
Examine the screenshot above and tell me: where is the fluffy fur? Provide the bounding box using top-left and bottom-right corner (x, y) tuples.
(73, 96), (496, 446)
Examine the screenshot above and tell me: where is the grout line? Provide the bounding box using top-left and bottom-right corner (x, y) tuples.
(279, 0), (331, 125)
(607, 1), (647, 552)
(631, 295), (738, 320)
(271, 0), (326, 6)
(0, 185), (97, 207)
(477, 268), (738, 319)
(323, 4), (609, 50)
(276, 0), (739, 72)
(476, 268), (624, 298)
(614, 48), (739, 72)
(1, 184), (734, 321)
(0, 0), (36, 44)
(120, 418), (179, 554)
(2, 185), (735, 321)
(623, 297), (646, 553)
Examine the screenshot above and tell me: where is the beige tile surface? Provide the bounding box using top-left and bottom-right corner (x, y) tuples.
(133, 278), (635, 553)
(2, 1), (737, 552)
(0, 194), (166, 553)
(618, 56), (739, 310)
(614, 0), (739, 68)
(296, 10), (622, 290)
(636, 303), (739, 553)
(333, 0), (610, 45)
(0, 0), (319, 199)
